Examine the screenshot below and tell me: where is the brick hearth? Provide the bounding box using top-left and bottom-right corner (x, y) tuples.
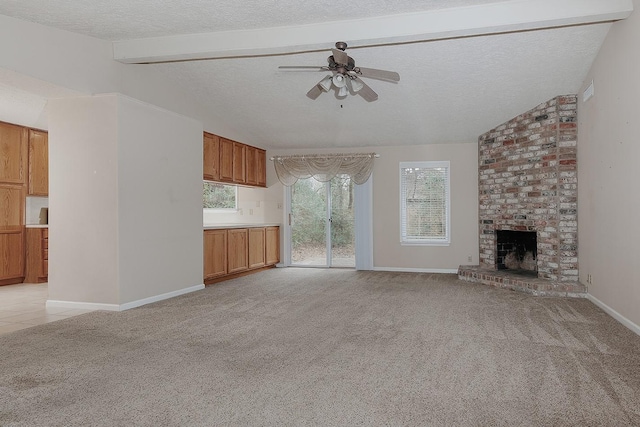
(459, 95), (586, 297)
(458, 265), (586, 297)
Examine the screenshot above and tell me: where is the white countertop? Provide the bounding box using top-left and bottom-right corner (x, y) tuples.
(204, 223), (280, 230)
(25, 224), (48, 228)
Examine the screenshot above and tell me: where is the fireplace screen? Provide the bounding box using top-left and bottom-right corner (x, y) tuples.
(496, 230), (537, 275)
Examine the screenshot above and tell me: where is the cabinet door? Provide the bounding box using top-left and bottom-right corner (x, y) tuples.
(203, 132), (220, 182)
(248, 227), (266, 269)
(0, 185), (24, 230)
(28, 129), (48, 196)
(219, 138), (234, 182)
(227, 228), (248, 273)
(257, 149), (267, 187)
(265, 226), (280, 265)
(0, 122), (27, 185)
(204, 229), (227, 279)
(232, 142), (246, 184)
(0, 230), (24, 283)
(245, 146), (258, 186)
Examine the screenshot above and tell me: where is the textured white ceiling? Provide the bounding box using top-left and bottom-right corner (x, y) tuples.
(0, 0), (621, 149)
(0, 0), (514, 40)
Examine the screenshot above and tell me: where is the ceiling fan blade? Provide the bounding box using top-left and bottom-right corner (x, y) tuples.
(306, 84), (323, 100)
(331, 48), (349, 65)
(357, 79), (378, 102)
(279, 66), (329, 70)
(356, 67), (400, 82)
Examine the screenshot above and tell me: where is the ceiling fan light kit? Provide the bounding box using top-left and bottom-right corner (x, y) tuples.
(279, 42), (400, 102)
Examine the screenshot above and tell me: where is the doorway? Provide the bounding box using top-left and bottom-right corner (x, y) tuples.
(288, 175), (355, 267)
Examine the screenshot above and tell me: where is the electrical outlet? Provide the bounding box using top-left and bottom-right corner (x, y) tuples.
(467, 255), (472, 263)
(277, 202), (283, 209)
(249, 209), (254, 215)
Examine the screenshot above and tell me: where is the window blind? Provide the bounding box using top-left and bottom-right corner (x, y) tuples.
(400, 161), (450, 245)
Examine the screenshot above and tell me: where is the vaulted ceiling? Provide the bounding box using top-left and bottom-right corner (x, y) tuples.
(0, 0), (633, 149)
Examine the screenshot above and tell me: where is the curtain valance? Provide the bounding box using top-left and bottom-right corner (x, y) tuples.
(271, 153), (377, 186)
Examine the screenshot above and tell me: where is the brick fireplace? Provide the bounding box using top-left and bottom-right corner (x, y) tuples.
(458, 95), (585, 297)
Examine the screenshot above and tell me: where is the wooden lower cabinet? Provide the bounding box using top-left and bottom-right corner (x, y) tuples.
(265, 226), (280, 265)
(248, 227), (265, 269)
(227, 228), (249, 274)
(203, 229), (227, 279)
(25, 227), (48, 283)
(204, 226), (279, 284)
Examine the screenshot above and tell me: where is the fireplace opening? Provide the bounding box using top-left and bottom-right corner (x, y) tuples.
(496, 230), (537, 277)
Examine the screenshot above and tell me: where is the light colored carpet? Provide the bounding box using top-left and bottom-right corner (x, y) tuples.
(1, 269), (639, 426)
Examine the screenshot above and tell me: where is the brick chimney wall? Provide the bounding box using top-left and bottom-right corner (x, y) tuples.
(478, 95), (578, 282)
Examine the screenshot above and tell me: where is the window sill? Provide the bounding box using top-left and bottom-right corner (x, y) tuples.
(203, 208), (239, 214)
(401, 240), (451, 247)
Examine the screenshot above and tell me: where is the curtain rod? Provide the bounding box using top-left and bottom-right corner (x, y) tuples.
(270, 153), (380, 161)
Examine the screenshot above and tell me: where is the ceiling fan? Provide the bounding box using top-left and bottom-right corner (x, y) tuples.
(278, 42), (400, 102)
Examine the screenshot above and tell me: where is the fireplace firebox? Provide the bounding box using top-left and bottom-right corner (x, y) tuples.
(496, 230), (537, 276)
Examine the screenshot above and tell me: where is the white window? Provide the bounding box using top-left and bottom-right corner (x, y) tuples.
(203, 182), (237, 211)
(400, 161), (450, 245)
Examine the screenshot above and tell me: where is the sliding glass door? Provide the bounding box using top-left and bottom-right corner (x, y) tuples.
(289, 175), (355, 267)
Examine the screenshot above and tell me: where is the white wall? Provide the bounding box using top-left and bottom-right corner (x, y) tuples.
(372, 143), (478, 271)
(0, 14), (217, 134)
(268, 143), (479, 272)
(117, 95), (203, 303)
(48, 95), (120, 305)
(48, 94), (203, 308)
(578, 0), (640, 330)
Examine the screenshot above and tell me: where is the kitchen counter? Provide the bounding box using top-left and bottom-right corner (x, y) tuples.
(25, 224), (48, 228)
(204, 223), (280, 230)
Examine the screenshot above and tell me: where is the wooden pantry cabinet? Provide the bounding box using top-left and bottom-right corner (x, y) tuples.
(204, 133), (266, 188)
(0, 121), (27, 285)
(204, 226), (279, 284)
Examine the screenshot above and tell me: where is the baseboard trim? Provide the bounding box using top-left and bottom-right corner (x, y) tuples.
(373, 267), (459, 274)
(46, 284), (205, 312)
(587, 293), (640, 337)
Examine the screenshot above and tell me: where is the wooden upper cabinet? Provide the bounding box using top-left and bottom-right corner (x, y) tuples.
(219, 137), (234, 182)
(204, 132), (266, 187)
(203, 132), (220, 182)
(0, 122), (27, 185)
(232, 142), (246, 184)
(28, 129), (48, 196)
(246, 146), (258, 186)
(257, 149), (267, 187)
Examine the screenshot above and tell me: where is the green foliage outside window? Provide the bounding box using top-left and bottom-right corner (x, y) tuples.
(291, 176), (354, 248)
(203, 182), (236, 209)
